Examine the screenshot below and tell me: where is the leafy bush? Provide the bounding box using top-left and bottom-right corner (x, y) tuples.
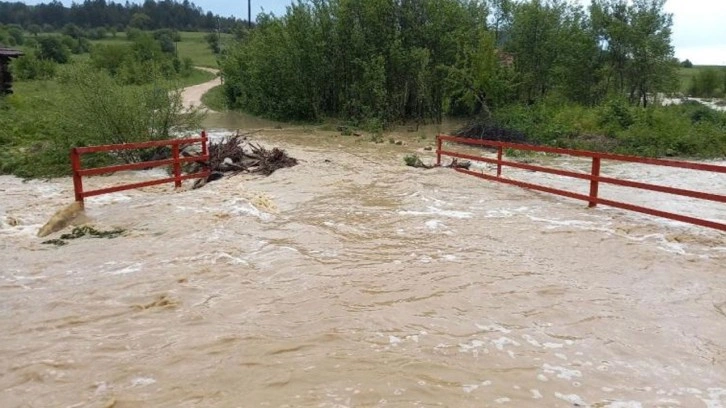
(86, 27), (107, 40)
(688, 68), (725, 98)
(11, 53), (57, 80)
(491, 99), (726, 158)
(7, 25), (24, 45)
(91, 44), (132, 76)
(598, 98), (635, 134)
(37, 36), (70, 63)
(58, 65), (205, 156)
(90, 34), (184, 85)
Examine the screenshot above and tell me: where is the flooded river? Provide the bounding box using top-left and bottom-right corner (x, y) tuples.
(1, 128), (725, 407)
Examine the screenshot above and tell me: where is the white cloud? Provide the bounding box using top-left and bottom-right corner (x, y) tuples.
(665, 0), (726, 64)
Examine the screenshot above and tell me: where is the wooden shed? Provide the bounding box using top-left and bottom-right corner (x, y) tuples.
(0, 47), (25, 95)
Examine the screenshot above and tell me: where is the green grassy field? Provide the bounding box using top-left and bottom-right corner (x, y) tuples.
(15, 31), (228, 68)
(201, 84), (226, 110)
(678, 65), (725, 94)
(87, 31), (230, 68)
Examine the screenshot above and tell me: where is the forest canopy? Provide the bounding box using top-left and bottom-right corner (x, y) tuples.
(220, 0), (679, 125)
(0, 0), (242, 32)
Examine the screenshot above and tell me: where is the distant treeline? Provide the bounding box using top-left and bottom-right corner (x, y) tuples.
(0, 0), (243, 32)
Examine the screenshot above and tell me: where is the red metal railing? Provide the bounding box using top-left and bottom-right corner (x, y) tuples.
(71, 131), (210, 207)
(436, 134), (726, 232)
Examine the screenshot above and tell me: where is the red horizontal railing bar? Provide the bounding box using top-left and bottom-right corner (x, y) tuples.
(455, 168), (726, 232)
(81, 171), (210, 198)
(441, 150), (594, 181)
(71, 131), (210, 208)
(438, 135), (726, 173)
(440, 149), (726, 204)
(78, 154), (209, 177)
(74, 137), (205, 154)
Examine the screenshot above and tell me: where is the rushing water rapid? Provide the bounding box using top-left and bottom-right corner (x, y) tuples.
(1, 129), (725, 408)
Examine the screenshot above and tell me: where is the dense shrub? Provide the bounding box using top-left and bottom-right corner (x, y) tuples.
(11, 53), (57, 80)
(688, 68), (726, 98)
(90, 33), (185, 85)
(0, 64), (205, 178)
(37, 36), (71, 63)
(491, 100), (726, 157)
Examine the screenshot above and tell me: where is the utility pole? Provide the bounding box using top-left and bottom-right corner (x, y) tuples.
(248, 0), (251, 29)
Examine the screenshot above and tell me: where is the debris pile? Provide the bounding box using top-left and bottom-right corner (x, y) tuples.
(191, 135), (298, 189)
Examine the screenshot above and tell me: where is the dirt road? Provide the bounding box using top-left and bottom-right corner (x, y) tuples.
(181, 67), (221, 112)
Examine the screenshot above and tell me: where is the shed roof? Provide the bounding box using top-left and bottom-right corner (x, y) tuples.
(0, 47), (25, 58)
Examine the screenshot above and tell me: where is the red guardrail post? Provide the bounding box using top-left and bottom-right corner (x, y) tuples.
(497, 146), (503, 177)
(201, 130), (208, 158)
(436, 135), (442, 166)
(70, 147), (84, 208)
(588, 156), (601, 208)
(172, 141), (182, 188)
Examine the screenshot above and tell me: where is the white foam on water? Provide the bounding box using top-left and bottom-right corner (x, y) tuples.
(0, 223), (44, 238)
(109, 263), (143, 275)
(606, 401), (643, 408)
(555, 392), (586, 406)
(522, 334), (542, 347)
(222, 199), (274, 221)
(462, 384), (479, 393)
(492, 336), (520, 351)
(543, 342), (564, 349)
(425, 219), (444, 230)
(34, 184), (64, 198)
(701, 388), (726, 408)
(130, 377), (157, 387)
(459, 340), (487, 356)
(476, 324), (511, 334)
(494, 397), (511, 404)
(399, 206), (472, 219)
(528, 215), (605, 231)
(87, 193), (133, 206)
(542, 364), (582, 380)
(531, 389), (543, 399)
(211, 252), (249, 266)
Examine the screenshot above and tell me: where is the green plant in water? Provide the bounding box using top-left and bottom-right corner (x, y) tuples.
(42, 226), (126, 246)
(404, 153), (423, 167)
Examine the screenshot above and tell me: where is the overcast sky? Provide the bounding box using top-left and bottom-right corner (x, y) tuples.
(20, 0), (726, 65)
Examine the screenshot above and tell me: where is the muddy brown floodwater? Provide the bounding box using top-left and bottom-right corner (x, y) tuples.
(1, 129), (725, 408)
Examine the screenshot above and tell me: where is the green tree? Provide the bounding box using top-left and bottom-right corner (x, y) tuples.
(37, 37), (71, 64)
(28, 24), (42, 37)
(689, 68), (724, 97)
(62, 23), (84, 39)
(205, 32), (220, 54)
(130, 12), (152, 30)
(591, 0), (676, 106)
